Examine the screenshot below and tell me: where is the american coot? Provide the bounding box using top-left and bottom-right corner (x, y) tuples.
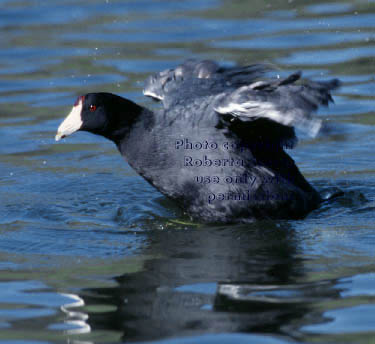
(55, 59), (339, 223)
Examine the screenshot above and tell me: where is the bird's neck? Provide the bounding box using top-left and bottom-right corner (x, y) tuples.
(114, 107), (155, 153)
(104, 100), (153, 145)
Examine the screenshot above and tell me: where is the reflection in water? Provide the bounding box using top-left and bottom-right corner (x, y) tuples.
(60, 293), (90, 335)
(81, 223), (339, 342)
(1, 0), (375, 342)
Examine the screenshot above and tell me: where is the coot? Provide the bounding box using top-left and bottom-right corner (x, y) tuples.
(55, 59), (339, 223)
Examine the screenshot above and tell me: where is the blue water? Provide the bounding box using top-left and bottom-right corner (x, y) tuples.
(1, 0), (375, 343)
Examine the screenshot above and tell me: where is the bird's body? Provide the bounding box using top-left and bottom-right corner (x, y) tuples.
(56, 59), (339, 223)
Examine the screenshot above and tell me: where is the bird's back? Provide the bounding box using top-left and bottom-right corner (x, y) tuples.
(121, 97), (321, 223)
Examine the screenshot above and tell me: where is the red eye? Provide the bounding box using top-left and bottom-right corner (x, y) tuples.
(89, 104), (96, 112)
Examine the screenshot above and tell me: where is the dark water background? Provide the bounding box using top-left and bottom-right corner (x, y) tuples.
(1, 0), (375, 343)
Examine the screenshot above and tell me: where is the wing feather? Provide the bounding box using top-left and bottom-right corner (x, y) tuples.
(143, 59), (340, 145)
(214, 74), (340, 137)
(143, 59), (270, 107)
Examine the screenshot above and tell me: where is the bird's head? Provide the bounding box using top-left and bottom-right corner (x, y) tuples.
(55, 92), (143, 142)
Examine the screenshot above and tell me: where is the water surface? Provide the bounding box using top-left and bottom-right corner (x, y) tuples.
(1, 0), (375, 343)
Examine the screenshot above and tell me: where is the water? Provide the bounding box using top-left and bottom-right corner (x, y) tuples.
(0, 0), (375, 343)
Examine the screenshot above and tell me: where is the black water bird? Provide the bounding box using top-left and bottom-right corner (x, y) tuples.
(55, 59), (339, 223)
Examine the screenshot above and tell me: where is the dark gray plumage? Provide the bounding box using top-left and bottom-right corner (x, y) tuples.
(56, 59), (340, 223)
(144, 59), (339, 139)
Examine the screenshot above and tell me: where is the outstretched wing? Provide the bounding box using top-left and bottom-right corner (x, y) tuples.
(144, 59), (340, 146)
(143, 59), (269, 108)
(214, 72), (340, 138)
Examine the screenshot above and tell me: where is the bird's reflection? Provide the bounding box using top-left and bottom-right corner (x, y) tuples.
(81, 221), (339, 342)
